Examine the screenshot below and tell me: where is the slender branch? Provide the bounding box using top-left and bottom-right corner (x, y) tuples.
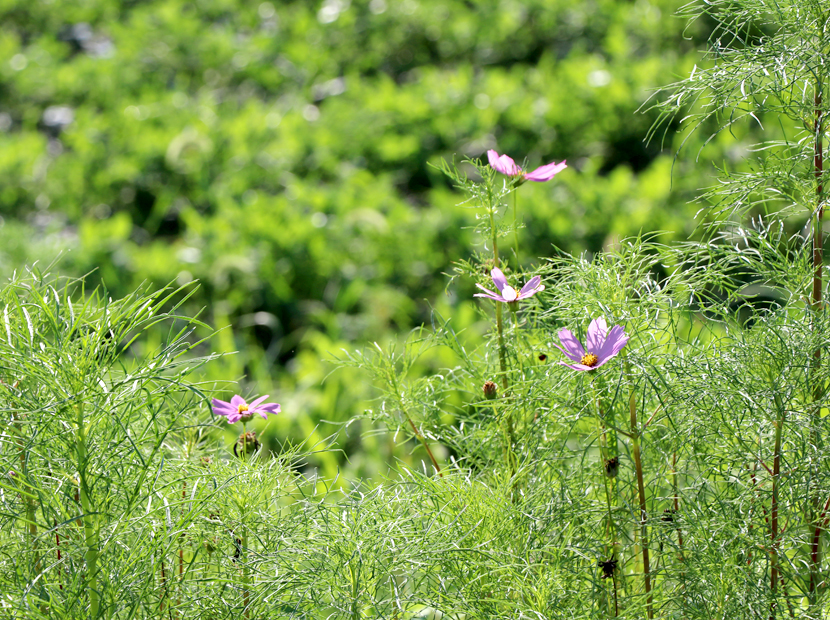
(810, 78), (825, 602)
(405, 417), (443, 477)
(769, 404), (785, 620)
(624, 357), (652, 619)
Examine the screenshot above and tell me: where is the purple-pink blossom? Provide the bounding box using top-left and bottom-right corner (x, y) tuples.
(554, 317), (628, 371)
(487, 149), (567, 182)
(211, 394), (281, 424)
(475, 267), (545, 303)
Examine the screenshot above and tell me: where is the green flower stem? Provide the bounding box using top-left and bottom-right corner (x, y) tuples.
(76, 402), (100, 618)
(671, 451), (685, 566)
(158, 554), (169, 617)
(495, 304), (508, 393)
(770, 394), (786, 619)
(242, 421), (248, 458)
(12, 413), (39, 576)
(513, 189), (520, 270)
(242, 526), (251, 618)
(488, 202), (509, 394)
(592, 376), (618, 618)
(623, 355), (652, 620)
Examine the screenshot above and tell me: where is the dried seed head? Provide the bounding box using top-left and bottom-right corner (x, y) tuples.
(483, 381), (498, 400)
(599, 559), (617, 579)
(538, 353), (547, 361)
(604, 456), (619, 478)
(598, 558), (617, 579)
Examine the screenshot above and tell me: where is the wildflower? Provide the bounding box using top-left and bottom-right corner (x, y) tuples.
(554, 317), (628, 371)
(211, 394), (281, 424)
(474, 267), (544, 303)
(487, 149), (567, 182)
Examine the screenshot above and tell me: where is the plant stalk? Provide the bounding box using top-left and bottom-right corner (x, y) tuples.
(76, 403), (100, 618)
(770, 403), (785, 620)
(809, 79), (826, 603)
(626, 365), (652, 619)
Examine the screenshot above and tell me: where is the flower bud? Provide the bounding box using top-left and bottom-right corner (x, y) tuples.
(483, 381), (498, 400)
(234, 431), (260, 457)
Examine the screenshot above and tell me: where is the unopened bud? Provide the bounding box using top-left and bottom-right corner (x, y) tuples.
(234, 431), (260, 457)
(483, 381), (498, 400)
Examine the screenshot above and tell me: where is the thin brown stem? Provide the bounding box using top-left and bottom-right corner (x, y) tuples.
(406, 417), (443, 477)
(810, 81), (825, 603)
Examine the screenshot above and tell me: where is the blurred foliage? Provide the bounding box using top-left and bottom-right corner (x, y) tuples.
(0, 0), (742, 480)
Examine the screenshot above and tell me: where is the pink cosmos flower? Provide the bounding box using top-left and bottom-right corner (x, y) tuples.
(554, 317), (628, 371)
(487, 149), (567, 182)
(211, 394), (281, 424)
(474, 267), (545, 303)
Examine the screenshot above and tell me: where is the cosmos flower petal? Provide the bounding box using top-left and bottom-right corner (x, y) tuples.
(488, 150), (522, 176)
(473, 292), (504, 302)
(586, 317), (608, 354)
(490, 268), (509, 294)
(557, 318), (629, 372)
(597, 325), (628, 361)
(230, 395), (247, 408)
(518, 276), (543, 298)
(475, 283), (503, 300)
(524, 160), (567, 182)
(211, 399), (236, 416)
(258, 403), (282, 414)
(556, 329), (586, 361)
(558, 361), (595, 371)
(248, 394), (270, 411)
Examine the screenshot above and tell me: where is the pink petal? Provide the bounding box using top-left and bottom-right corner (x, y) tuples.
(258, 403), (281, 415)
(211, 399), (235, 416)
(586, 318), (608, 354)
(248, 394), (270, 410)
(230, 395), (247, 408)
(597, 325), (628, 361)
(518, 276), (543, 299)
(488, 150), (522, 176)
(554, 329), (585, 362)
(524, 160), (567, 182)
(474, 293), (507, 302)
(490, 268), (509, 294)
(558, 361), (595, 371)
(474, 284), (504, 302)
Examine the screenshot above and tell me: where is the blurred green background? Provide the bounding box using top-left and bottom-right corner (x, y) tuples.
(0, 0), (733, 481)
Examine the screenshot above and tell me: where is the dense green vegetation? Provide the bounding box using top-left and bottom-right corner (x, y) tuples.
(3, 0), (830, 616)
(0, 0), (729, 477)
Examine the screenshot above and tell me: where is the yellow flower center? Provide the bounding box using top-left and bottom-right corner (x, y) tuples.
(580, 352), (599, 367)
(237, 404), (250, 414)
